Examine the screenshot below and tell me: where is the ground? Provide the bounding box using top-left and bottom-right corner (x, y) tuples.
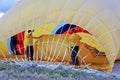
(0, 60), (120, 80)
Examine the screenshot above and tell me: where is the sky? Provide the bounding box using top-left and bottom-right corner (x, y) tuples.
(0, 0), (20, 18)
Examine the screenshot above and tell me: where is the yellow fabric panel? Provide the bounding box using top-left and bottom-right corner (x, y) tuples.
(33, 24), (58, 36)
(0, 41), (9, 58)
(78, 33), (104, 52)
(78, 33), (114, 71)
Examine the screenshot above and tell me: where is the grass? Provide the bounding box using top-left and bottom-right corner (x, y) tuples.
(0, 60), (119, 80)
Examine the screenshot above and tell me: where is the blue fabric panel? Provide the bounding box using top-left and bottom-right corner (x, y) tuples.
(51, 22), (66, 34)
(7, 37), (13, 54)
(55, 24), (77, 34)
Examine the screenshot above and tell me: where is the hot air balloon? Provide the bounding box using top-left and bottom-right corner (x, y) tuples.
(0, 0), (120, 72)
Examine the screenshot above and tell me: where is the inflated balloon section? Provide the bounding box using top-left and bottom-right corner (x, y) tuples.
(0, 23), (110, 72)
(0, 0), (120, 72)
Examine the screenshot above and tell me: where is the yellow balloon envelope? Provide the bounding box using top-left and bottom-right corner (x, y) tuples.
(0, 0), (120, 72)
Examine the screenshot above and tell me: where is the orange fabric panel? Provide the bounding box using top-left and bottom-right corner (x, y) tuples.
(34, 34), (95, 64)
(33, 34), (109, 71)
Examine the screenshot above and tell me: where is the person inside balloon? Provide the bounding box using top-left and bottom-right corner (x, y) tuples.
(69, 29), (82, 65)
(26, 29), (40, 61)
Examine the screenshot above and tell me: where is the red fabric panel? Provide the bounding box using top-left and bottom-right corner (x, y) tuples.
(16, 31), (25, 54)
(63, 26), (91, 35)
